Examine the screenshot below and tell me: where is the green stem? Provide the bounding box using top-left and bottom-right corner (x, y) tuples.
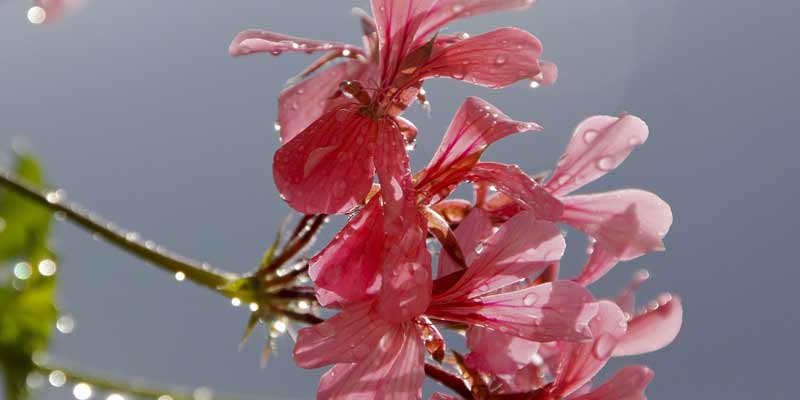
(0, 167), (236, 292)
(35, 363), (243, 400)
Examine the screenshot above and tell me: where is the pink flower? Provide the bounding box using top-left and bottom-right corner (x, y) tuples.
(230, 0), (554, 214)
(476, 114), (674, 285)
(294, 210), (598, 399)
(309, 97), (562, 321)
(456, 270), (681, 399)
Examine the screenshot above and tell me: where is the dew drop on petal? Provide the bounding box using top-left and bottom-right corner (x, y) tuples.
(523, 293), (538, 306)
(596, 156), (614, 171)
(583, 130), (599, 144)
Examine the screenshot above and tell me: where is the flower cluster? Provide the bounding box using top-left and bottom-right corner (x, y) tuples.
(231, 1), (681, 399)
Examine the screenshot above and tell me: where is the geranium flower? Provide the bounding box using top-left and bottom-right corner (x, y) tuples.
(293, 210), (598, 400)
(230, 0), (555, 214)
(454, 269), (682, 399)
(471, 114), (673, 285)
(309, 97), (562, 321)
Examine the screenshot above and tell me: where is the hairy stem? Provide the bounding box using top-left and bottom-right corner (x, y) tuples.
(35, 363), (244, 400)
(425, 362), (473, 399)
(0, 168), (236, 292)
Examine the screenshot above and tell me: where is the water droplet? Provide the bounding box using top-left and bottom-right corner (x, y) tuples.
(48, 371), (66, 387)
(583, 130), (599, 144)
(523, 293), (538, 306)
(273, 320), (287, 333)
(38, 259), (57, 276)
(273, 121), (282, 132)
(174, 271), (186, 281)
(451, 3), (464, 12)
(107, 394), (126, 400)
(341, 49), (352, 57)
(72, 383), (92, 400)
(249, 302), (260, 312)
(230, 298), (241, 307)
(451, 71), (465, 80)
(27, 6), (46, 24)
(14, 262), (32, 280)
(56, 315), (75, 334)
(529, 81), (540, 89)
(495, 55), (508, 65)
(596, 156), (614, 171)
(475, 242), (485, 254)
(26, 372), (44, 389)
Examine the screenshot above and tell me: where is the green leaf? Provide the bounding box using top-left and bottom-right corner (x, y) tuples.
(0, 154), (51, 263)
(0, 153), (58, 400)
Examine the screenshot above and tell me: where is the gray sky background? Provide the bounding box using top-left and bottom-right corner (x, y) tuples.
(1, 0), (799, 398)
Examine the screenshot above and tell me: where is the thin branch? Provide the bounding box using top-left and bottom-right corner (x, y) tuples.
(425, 362), (473, 399)
(0, 167), (236, 292)
(35, 363), (244, 400)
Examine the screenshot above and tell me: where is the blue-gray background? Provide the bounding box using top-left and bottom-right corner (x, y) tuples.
(1, 0), (799, 398)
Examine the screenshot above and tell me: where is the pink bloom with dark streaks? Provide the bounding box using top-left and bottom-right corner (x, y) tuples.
(450, 270), (682, 399)
(478, 114), (674, 285)
(309, 97), (561, 321)
(293, 210), (598, 400)
(230, 0), (554, 214)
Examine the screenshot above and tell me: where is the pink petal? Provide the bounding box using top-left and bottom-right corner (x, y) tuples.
(466, 162), (564, 221)
(546, 114), (649, 197)
(414, 0), (539, 44)
(437, 208), (494, 279)
(435, 212), (564, 301)
(278, 60), (376, 143)
(272, 105), (376, 214)
(416, 97), (542, 203)
(229, 29), (362, 57)
(416, 28), (544, 88)
(317, 323), (424, 400)
(614, 269), (651, 315)
(429, 281), (598, 342)
(293, 302), (391, 368)
(371, 0), (434, 85)
(561, 189), (673, 261)
(532, 60), (559, 86)
(550, 301), (627, 398)
(613, 294), (682, 357)
(466, 326), (540, 374)
(309, 199), (384, 306)
(572, 245), (620, 287)
(570, 365), (654, 400)
(373, 123), (433, 322)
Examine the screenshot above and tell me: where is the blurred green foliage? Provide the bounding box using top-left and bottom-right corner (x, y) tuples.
(0, 153), (57, 400)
